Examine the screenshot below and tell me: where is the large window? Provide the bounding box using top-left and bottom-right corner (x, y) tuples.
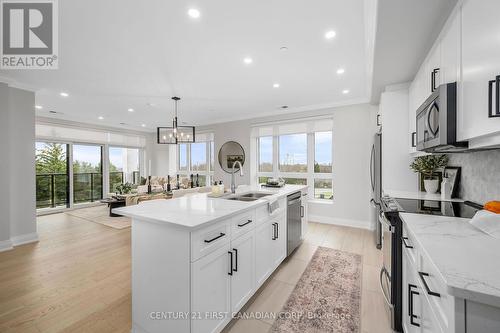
(177, 135), (214, 187)
(73, 144), (103, 203)
(109, 147), (140, 192)
(255, 119), (333, 201)
(35, 142), (69, 209)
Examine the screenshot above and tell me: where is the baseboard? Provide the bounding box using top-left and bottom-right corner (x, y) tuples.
(11, 232), (39, 246)
(0, 239), (14, 252)
(308, 215), (373, 230)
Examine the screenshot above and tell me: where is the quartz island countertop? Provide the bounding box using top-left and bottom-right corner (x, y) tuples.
(113, 184), (307, 230)
(400, 212), (500, 308)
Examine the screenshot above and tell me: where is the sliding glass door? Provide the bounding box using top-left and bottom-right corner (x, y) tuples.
(35, 142), (70, 209)
(72, 144), (103, 204)
(109, 147), (140, 192)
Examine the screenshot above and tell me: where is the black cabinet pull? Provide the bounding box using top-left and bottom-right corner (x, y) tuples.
(488, 76), (500, 118)
(496, 76), (500, 117)
(376, 114), (381, 126)
(431, 68), (440, 92)
(411, 132), (416, 148)
(272, 223), (277, 240)
(489, 79), (495, 117)
(418, 272), (441, 297)
(237, 219), (252, 227)
(276, 222), (279, 239)
(409, 284), (420, 327)
(228, 251), (233, 276)
(402, 237), (413, 249)
(232, 248), (238, 272)
(300, 206), (304, 218)
(204, 232), (225, 243)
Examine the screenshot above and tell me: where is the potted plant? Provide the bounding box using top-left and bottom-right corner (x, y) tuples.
(410, 155), (448, 193)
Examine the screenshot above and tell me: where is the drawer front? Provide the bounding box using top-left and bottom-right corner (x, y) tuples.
(418, 253), (453, 332)
(231, 210), (256, 239)
(402, 223), (419, 267)
(191, 220), (230, 262)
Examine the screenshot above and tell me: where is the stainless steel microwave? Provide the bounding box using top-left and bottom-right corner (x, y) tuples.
(416, 82), (468, 152)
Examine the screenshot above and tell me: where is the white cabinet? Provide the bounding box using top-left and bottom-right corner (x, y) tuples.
(255, 220), (276, 287)
(229, 230), (255, 313)
(440, 13), (460, 85)
(459, 0), (500, 141)
(270, 214), (286, 269)
(191, 244), (232, 333)
(426, 44), (442, 94)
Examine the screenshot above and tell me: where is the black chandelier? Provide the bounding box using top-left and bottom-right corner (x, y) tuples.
(157, 97), (195, 144)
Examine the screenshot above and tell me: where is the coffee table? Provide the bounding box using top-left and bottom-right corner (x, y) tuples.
(100, 198), (126, 217)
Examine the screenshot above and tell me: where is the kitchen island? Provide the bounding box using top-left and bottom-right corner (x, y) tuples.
(113, 185), (308, 333)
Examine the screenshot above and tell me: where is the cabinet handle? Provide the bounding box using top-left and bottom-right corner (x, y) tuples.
(489, 79), (495, 118)
(409, 284), (420, 327)
(272, 223), (277, 240)
(496, 76), (500, 117)
(232, 248), (238, 272)
(431, 68), (440, 92)
(300, 206), (304, 218)
(237, 219), (252, 227)
(411, 132), (416, 148)
(418, 272), (441, 297)
(376, 114), (381, 126)
(228, 251), (233, 276)
(402, 237), (413, 249)
(204, 232), (225, 243)
(276, 222), (279, 239)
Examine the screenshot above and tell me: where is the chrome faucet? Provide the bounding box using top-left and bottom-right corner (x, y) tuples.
(230, 160), (244, 194)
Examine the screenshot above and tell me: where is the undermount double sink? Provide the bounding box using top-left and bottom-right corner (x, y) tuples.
(224, 192), (273, 202)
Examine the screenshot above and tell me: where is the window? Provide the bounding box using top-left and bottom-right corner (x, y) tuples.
(253, 120), (333, 201)
(279, 134), (307, 173)
(109, 147), (140, 192)
(177, 135), (214, 187)
(73, 144), (103, 204)
(258, 136), (273, 172)
(35, 142), (69, 209)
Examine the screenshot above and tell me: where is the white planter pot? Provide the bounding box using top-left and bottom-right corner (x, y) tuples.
(424, 179), (439, 194)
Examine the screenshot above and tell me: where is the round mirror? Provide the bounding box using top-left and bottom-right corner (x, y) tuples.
(218, 141), (245, 173)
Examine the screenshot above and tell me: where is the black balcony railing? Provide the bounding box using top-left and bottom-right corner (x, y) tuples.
(73, 172), (103, 203)
(36, 173), (69, 209)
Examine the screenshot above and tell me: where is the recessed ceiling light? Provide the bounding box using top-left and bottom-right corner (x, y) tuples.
(35, 105), (43, 109)
(280, 46), (288, 51)
(98, 116), (104, 120)
(336, 68), (345, 75)
(60, 92), (69, 97)
(146, 102), (156, 107)
(325, 30), (336, 40)
(141, 124), (146, 127)
(188, 8), (200, 18)
(128, 108), (134, 112)
(342, 89), (350, 94)
(49, 110), (57, 114)
(273, 83), (280, 88)
(281, 105), (289, 109)
(120, 122), (126, 125)
(243, 57), (253, 64)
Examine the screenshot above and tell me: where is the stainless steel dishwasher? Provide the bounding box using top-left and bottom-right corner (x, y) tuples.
(287, 191), (302, 256)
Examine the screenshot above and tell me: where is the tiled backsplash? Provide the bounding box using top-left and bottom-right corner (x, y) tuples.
(447, 150), (500, 204)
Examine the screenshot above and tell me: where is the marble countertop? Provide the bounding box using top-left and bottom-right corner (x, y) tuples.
(113, 185), (307, 230)
(384, 189), (464, 202)
(400, 212), (500, 307)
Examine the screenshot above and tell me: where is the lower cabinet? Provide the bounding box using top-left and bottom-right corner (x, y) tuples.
(191, 244), (232, 333)
(255, 215), (286, 288)
(230, 230), (255, 313)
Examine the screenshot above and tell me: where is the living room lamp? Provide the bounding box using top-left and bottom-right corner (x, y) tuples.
(157, 97), (195, 144)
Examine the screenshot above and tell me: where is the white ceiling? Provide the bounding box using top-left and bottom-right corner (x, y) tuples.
(0, 0), (371, 132)
(371, 0), (458, 103)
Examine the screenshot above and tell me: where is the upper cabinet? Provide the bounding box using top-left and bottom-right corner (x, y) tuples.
(408, 0), (500, 151)
(460, 0), (500, 142)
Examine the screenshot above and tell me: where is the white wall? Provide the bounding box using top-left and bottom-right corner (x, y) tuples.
(192, 103), (378, 229)
(380, 85), (418, 192)
(0, 83), (37, 251)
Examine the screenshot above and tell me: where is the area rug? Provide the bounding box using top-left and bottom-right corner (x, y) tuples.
(270, 247), (362, 333)
(65, 205), (131, 229)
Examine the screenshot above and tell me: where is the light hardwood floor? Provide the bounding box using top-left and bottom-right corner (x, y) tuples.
(0, 213), (391, 333)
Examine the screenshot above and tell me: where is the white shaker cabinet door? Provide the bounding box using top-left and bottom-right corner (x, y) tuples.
(440, 11), (460, 85)
(270, 215), (286, 269)
(460, 0), (500, 141)
(191, 244), (231, 333)
(255, 221), (274, 287)
(230, 231), (255, 313)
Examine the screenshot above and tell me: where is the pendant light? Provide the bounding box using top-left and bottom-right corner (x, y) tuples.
(157, 96), (195, 144)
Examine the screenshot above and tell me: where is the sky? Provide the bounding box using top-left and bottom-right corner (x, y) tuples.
(259, 132), (332, 166)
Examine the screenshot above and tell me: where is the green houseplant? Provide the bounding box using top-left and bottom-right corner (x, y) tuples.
(410, 155), (448, 193)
